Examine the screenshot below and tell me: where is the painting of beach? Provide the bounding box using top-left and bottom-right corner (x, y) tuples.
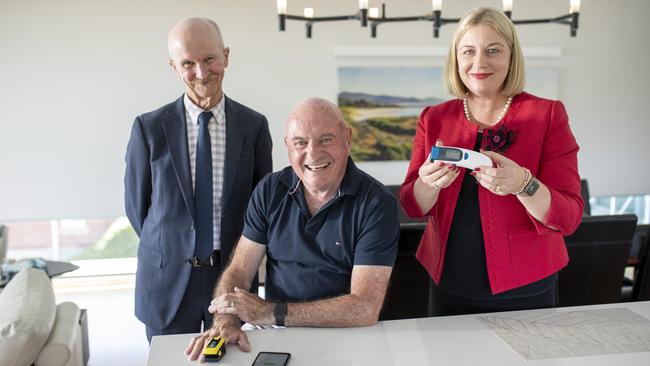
(337, 66), (446, 161)
(337, 65), (558, 162)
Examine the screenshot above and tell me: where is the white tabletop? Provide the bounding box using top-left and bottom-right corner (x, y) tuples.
(146, 301), (650, 366)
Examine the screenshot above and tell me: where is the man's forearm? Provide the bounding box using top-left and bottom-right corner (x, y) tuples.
(212, 267), (254, 326)
(281, 293), (382, 328)
(214, 266), (252, 298)
(210, 237), (268, 328)
(266, 265), (391, 328)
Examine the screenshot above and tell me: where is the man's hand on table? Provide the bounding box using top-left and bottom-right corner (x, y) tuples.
(185, 315), (251, 362)
(186, 286), (276, 361)
(209, 287), (275, 325)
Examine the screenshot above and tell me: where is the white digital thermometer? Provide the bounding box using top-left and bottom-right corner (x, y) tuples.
(430, 146), (492, 170)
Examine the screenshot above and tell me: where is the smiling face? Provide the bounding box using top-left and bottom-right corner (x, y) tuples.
(284, 99), (351, 195)
(168, 19), (229, 109)
(456, 23), (511, 98)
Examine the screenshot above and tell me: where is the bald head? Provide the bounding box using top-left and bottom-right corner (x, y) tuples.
(286, 98), (347, 134)
(168, 17), (225, 58)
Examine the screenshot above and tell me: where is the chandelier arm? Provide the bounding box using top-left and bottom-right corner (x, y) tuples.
(440, 18), (461, 24)
(512, 13), (574, 25)
(511, 12), (579, 37)
(285, 15), (358, 22)
(370, 16), (431, 23)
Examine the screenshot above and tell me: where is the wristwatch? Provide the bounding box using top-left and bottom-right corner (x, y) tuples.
(274, 302), (287, 326)
(523, 178), (540, 196)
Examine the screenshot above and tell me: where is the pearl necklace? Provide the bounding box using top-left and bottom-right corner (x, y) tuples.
(463, 96), (513, 125)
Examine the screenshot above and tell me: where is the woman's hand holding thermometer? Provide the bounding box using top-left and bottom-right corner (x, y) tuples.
(417, 140), (461, 192)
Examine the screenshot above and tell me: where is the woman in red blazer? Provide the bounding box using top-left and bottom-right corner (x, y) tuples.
(399, 7), (583, 315)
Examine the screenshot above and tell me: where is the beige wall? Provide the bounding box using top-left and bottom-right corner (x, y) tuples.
(1, 0), (648, 220)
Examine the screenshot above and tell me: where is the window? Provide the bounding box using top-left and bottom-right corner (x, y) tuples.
(591, 194), (650, 224)
(4, 216), (137, 262)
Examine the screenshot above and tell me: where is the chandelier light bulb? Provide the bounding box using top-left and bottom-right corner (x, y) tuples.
(359, 0), (368, 10)
(503, 0), (513, 13)
(277, 0), (287, 15)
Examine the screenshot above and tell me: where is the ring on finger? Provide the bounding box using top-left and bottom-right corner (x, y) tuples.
(495, 185), (501, 193)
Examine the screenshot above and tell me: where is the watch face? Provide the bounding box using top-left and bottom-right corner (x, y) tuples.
(525, 179), (540, 196)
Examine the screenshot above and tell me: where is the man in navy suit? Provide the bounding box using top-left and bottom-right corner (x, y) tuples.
(125, 17), (272, 342)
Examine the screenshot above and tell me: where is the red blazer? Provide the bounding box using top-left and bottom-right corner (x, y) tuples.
(400, 92), (584, 294)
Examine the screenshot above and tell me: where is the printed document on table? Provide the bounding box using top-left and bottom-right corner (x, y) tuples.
(480, 308), (650, 360)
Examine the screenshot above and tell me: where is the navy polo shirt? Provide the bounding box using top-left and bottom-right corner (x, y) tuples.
(242, 158), (399, 302)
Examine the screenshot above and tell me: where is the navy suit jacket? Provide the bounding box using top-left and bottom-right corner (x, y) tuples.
(125, 95), (273, 329)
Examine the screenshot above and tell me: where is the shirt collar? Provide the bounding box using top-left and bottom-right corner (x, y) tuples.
(280, 157), (364, 198)
(183, 93), (225, 125)
(338, 158), (364, 196)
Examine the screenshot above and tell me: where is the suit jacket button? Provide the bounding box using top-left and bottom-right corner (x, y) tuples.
(190, 224), (195, 230)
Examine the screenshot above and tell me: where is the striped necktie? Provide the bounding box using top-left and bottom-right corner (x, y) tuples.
(194, 111), (214, 260)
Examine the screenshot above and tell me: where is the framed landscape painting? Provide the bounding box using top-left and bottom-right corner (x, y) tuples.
(337, 65), (558, 162)
(337, 66), (445, 162)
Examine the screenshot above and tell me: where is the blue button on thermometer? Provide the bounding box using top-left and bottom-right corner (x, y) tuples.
(430, 146), (492, 170)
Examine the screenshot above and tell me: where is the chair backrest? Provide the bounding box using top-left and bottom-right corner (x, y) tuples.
(0, 225), (7, 262)
(384, 185), (425, 224)
(580, 179), (591, 215)
(379, 222), (431, 320)
(558, 214), (637, 306)
(632, 225), (650, 301)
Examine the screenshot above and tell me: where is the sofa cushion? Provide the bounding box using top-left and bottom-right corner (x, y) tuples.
(35, 302), (82, 366)
(0, 268), (56, 366)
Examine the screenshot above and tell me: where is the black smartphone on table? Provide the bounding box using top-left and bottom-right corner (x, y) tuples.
(252, 351), (291, 366)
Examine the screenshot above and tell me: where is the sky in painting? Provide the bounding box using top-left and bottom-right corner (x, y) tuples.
(338, 67), (447, 100)
(338, 66), (559, 101)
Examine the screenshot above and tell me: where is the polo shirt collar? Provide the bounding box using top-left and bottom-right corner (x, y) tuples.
(339, 157), (364, 197)
(280, 157), (364, 198)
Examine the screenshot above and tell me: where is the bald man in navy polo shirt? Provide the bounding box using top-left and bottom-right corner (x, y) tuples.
(186, 97), (399, 359)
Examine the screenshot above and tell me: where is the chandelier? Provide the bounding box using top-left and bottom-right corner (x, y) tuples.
(276, 0), (580, 39)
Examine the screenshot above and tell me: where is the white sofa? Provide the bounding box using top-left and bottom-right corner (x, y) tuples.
(0, 268), (85, 366)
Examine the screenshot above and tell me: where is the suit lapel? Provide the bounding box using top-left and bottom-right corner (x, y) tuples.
(222, 96), (245, 209)
(163, 96), (195, 221)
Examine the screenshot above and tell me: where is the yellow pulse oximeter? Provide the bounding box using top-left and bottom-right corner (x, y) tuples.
(203, 337), (227, 362)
